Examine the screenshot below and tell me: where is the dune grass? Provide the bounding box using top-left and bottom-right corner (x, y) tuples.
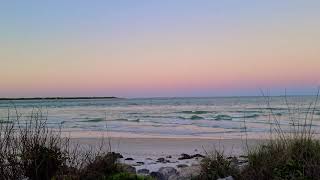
(240, 93), (320, 180)
(0, 108), (147, 180)
(198, 151), (240, 180)
(199, 93), (320, 180)
(241, 138), (320, 179)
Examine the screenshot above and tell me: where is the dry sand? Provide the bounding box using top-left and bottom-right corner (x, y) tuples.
(69, 137), (265, 172)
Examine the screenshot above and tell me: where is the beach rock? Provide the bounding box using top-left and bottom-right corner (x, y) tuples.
(138, 169), (150, 174)
(121, 164), (136, 173)
(217, 176), (234, 180)
(166, 155), (172, 158)
(157, 158), (166, 162)
(158, 167), (179, 180)
(150, 171), (165, 180)
(178, 153), (192, 160)
(136, 161), (145, 165)
(148, 162), (157, 165)
(177, 164), (188, 168)
(191, 154), (205, 158)
(168, 175), (181, 180)
(117, 153), (124, 159)
(125, 157), (134, 161)
(157, 157), (170, 163)
(146, 158), (153, 160)
(132, 163), (143, 167)
(108, 152), (123, 159)
(177, 165), (201, 179)
(169, 160), (178, 163)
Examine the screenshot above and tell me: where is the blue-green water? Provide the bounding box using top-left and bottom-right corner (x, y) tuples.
(0, 96), (319, 138)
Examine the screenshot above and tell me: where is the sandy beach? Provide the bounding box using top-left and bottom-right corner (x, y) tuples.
(70, 137), (265, 172)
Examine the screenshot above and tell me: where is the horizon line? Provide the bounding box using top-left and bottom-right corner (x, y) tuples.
(0, 94), (317, 101)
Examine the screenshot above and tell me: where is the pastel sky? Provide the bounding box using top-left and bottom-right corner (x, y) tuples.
(1, 0), (320, 97)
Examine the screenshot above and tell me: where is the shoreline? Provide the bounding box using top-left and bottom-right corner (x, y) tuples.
(69, 137), (265, 154)
(61, 128), (271, 140)
(0, 96), (118, 101)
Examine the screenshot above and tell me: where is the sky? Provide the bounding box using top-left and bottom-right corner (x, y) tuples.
(0, 0), (320, 98)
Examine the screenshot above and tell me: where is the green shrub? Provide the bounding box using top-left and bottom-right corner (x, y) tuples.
(22, 144), (66, 180)
(0, 109), (126, 180)
(241, 138), (320, 180)
(240, 93), (320, 179)
(198, 151), (239, 180)
(199, 94), (320, 179)
(79, 153), (122, 180)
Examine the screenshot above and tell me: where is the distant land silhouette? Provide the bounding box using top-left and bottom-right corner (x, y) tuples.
(0, 97), (118, 101)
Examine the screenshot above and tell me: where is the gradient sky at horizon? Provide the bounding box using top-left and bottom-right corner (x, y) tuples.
(1, 0), (320, 98)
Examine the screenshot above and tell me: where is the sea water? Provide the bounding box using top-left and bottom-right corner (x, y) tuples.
(0, 96), (319, 139)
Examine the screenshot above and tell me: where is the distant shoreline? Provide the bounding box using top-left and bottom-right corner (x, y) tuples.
(0, 97), (118, 101)
(0, 95), (315, 101)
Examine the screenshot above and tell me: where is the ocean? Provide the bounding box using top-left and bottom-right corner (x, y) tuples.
(0, 96), (319, 139)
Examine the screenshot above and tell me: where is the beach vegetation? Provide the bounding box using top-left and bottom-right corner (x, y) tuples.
(198, 151), (240, 179)
(241, 138), (320, 180)
(0, 108), (139, 180)
(240, 93), (320, 180)
(198, 93), (320, 180)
